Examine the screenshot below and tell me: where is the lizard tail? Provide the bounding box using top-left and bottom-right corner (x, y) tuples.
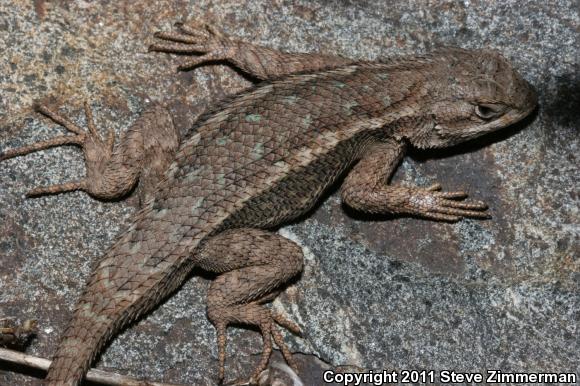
(43, 251), (199, 385)
(45, 312), (116, 386)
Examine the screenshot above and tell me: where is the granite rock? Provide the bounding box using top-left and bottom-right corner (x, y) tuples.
(0, 1), (578, 385)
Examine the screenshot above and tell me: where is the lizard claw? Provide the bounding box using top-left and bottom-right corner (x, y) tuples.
(426, 182), (442, 191)
(0, 102), (114, 196)
(210, 306), (300, 385)
(407, 184), (490, 221)
(149, 21), (235, 71)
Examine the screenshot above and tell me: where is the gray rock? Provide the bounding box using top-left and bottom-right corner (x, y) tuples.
(0, 1), (577, 385)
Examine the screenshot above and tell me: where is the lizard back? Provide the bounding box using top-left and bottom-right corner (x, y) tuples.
(46, 59), (431, 384)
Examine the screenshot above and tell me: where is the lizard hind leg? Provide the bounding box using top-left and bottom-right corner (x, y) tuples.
(0, 102), (179, 202)
(197, 228), (304, 385)
(0, 103), (102, 196)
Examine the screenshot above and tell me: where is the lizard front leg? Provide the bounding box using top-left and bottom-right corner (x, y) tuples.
(0, 102), (179, 203)
(149, 21), (351, 79)
(341, 139), (490, 221)
(197, 228), (304, 385)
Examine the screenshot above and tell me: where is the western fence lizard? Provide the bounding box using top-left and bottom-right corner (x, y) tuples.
(0, 22), (537, 385)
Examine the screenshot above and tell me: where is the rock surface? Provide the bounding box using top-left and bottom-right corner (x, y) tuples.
(0, 1), (577, 385)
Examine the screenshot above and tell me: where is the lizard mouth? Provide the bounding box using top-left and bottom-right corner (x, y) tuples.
(431, 103), (537, 148)
(465, 104), (537, 137)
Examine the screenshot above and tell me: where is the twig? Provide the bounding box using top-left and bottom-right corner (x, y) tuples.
(0, 347), (185, 386)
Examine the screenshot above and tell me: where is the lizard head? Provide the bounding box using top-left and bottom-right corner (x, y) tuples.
(406, 48), (537, 149)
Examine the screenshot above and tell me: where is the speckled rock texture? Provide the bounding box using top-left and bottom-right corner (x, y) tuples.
(0, 1), (578, 385)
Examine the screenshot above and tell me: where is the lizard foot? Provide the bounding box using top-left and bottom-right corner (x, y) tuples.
(407, 183), (490, 221)
(149, 21), (236, 71)
(0, 102), (115, 197)
(210, 304), (301, 385)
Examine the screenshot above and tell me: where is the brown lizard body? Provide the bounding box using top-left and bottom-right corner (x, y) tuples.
(0, 22), (536, 385)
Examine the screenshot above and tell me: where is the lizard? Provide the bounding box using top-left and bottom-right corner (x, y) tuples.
(0, 21), (537, 385)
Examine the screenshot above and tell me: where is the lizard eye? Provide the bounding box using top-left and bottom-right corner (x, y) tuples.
(475, 103), (505, 120)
